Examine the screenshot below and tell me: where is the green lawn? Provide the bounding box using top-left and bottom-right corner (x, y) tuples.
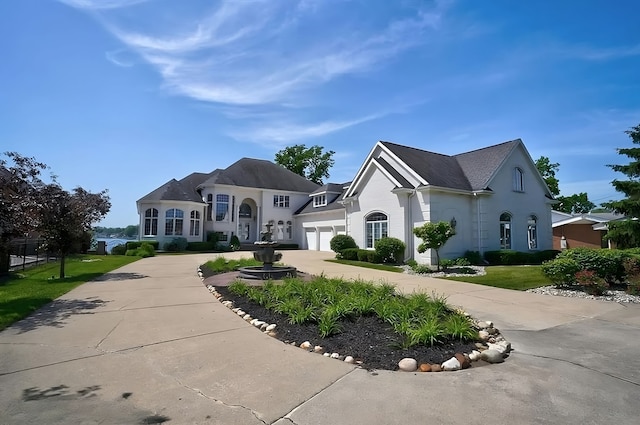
(325, 259), (404, 273)
(0, 255), (140, 331)
(442, 265), (552, 290)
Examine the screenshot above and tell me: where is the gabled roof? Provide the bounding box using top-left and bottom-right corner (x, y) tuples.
(380, 142), (472, 190)
(551, 210), (625, 227)
(310, 183), (346, 196)
(138, 176), (208, 203)
(348, 139), (523, 197)
(454, 140), (520, 190)
(296, 182), (349, 215)
(199, 158), (320, 193)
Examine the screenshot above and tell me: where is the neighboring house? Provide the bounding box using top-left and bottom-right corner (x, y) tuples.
(137, 138), (554, 264)
(136, 158), (319, 247)
(551, 210), (623, 250)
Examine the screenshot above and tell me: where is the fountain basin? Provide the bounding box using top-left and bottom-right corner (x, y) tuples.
(238, 265), (297, 280)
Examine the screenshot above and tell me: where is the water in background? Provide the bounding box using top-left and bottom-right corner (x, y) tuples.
(96, 238), (133, 253)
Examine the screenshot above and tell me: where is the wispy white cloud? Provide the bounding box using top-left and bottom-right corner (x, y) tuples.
(105, 49), (135, 67)
(233, 113), (386, 146)
(58, 0), (148, 10)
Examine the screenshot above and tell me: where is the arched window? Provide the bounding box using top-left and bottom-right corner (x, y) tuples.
(500, 213), (511, 249)
(165, 208), (184, 236)
(277, 220), (285, 240)
(144, 208), (158, 236)
(216, 195), (229, 221)
(239, 203), (252, 218)
(366, 212), (388, 249)
(206, 194), (213, 221)
(286, 221), (292, 239)
(513, 168), (524, 192)
(527, 215), (537, 249)
(190, 210), (201, 236)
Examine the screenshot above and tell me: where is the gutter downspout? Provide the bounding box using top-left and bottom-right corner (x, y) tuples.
(406, 189), (416, 262)
(474, 192), (481, 254)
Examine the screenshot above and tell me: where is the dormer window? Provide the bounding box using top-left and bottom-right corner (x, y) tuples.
(313, 194), (327, 207)
(513, 167), (524, 192)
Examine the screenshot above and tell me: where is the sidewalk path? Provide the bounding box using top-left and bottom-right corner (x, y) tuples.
(1, 251), (639, 424)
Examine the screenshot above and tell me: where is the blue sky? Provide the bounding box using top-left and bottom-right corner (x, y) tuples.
(1, 0), (639, 227)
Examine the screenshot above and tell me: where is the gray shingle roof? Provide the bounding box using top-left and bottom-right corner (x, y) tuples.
(138, 178), (205, 203)
(380, 139), (521, 191)
(199, 158), (320, 193)
(310, 183), (345, 195)
(454, 140), (519, 190)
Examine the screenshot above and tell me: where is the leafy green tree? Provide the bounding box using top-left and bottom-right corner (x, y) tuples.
(38, 185), (111, 278)
(124, 225), (138, 238)
(555, 192), (596, 214)
(602, 123), (640, 248)
(0, 152), (50, 274)
(535, 156), (560, 196)
(275, 144), (335, 185)
(412, 221), (455, 271)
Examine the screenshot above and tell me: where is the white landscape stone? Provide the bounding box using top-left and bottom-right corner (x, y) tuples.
(300, 341), (312, 349)
(480, 349), (505, 364)
(323, 353), (331, 357)
(243, 314), (252, 321)
(313, 345), (324, 353)
(330, 353), (340, 359)
(478, 330), (491, 341)
(344, 356), (355, 364)
(265, 324), (277, 332)
(236, 310), (246, 316)
(398, 358), (418, 372)
(441, 357), (461, 371)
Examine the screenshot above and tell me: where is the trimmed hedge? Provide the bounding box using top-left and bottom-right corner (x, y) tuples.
(484, 250), (560, 265)
(111, 244), (127, 255)
(126, 241), (159, 250)
(341, 248), (360, 260)
(374, 237), (405, 263)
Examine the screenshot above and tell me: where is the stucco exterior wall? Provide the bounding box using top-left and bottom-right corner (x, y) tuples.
(346, 165), (406, 250)
(479, 145), (553, 252)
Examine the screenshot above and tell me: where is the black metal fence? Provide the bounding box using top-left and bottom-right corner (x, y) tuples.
(8, 238), (55, 271)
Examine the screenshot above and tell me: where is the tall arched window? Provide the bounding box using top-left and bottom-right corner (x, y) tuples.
(206, 194), (213, 221)
(144, 208), (158, 236)
(286, 221), (292, 239)
(277, 220), (284, 240)
(500, 213), (511, 249)
(190, 210), (201, 236)
(527, 215), (537, 249)
(513, 168), (524, 192)
(165, 208), (184, 236)
(366, 212), (388, 249)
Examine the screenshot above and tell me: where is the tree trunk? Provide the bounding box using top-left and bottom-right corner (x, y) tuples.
(0, 245), (9, 275)
(435, 249), (441, 272)
(59, 254), (66, 279)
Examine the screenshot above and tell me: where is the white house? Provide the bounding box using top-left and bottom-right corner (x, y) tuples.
(136, 138), (555, 264)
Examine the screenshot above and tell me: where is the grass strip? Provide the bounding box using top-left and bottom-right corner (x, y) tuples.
(0, 255), (140, 330)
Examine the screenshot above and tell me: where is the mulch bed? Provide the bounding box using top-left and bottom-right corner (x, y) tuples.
(204, 269), (478, 371)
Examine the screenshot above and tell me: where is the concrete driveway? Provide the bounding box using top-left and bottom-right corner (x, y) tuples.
(1, 251), (639, 424)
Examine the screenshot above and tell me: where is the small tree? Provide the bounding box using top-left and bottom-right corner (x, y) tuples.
(413, 221), (455, 271)
(38, 185), (111, 278)
(603, 123), (640, 247)
(275, 144), (335, 185)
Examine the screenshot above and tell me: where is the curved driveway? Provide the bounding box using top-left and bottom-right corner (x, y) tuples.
(1, 251), (639, 424)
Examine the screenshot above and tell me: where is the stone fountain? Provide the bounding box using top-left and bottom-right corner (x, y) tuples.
(238, 222), (297, 280)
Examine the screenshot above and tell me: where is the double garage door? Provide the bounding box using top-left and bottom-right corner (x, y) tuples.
(306, 227), (345, 251)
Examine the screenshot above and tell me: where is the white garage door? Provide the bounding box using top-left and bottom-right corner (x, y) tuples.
(305, 229), (317, 251)
(319, 229), (333, 252)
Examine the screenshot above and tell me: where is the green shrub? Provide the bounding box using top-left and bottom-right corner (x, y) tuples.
(623, 257), (640, 295)
(126, 241), (159, 250)
(374, 237), (405, 263)
(541, 258), (581, 286)
(229, 235), (240, 251)
(410, 263), (434, 274)
(186, 241), (216, 251)
(439, 259), (455, 271)
(111, 244), (127, 255)
(366, 250), (382, 263)
(330, 234), (358, 254)
(357, 249), (369, 262)
(341, 248), (360, 261)
(125, 249), (137, 256)
(463, 250), (483, 265)
(206, 231), (220, 244)
(484, 250), (559, 265)
(557, 248), (627, 284)
(575, 270), (608, 296)
(163, 237), (188, 252)
(454, 257), (471, 266)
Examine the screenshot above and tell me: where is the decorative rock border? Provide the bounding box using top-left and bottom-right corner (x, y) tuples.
(198, 267), (512, 372)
